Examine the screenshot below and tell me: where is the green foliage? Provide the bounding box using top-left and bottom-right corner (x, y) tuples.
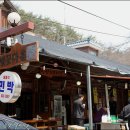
(16, 7), (83, 44)
(16, 5), (130, 65)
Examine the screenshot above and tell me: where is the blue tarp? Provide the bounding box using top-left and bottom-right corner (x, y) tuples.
(0, 114), (37, 130)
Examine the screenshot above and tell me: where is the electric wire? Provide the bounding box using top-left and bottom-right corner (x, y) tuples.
(42, 19), (130, 39)
(114, 41), (130, 48)
(57, 0), (130, 31)
(42, 19), (130, 47)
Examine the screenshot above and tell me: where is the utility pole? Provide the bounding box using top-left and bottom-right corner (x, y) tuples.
(63, 4), (66, 45)
(63, 36), (66, 45)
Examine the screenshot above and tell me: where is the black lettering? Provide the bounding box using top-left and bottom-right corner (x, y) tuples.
(11, 53), (18, 63)
(5, 55), (11, 65)
(20, 49), (26, 61)
(0, 56), (5, 67)
(0, 56), (2, 66)
(15, 53), (19, 63)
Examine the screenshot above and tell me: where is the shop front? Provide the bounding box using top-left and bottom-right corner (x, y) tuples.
(1, 2), (130, 129)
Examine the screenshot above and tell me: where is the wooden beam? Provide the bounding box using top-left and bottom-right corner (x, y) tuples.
(0, 22), (34, 41)
(91, 75), (130, 80)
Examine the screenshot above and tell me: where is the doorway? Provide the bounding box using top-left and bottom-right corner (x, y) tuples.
(5, 92), (33, 120)
(62, 95), (71, 125)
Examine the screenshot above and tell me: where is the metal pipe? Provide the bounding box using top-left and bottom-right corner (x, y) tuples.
(86, 65), (93, 130)
(105, 83), (111, 122)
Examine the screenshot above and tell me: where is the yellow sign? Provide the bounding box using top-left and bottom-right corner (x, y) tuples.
(113, 88), (117, 100)
(93, 87), (98, 103)
(128, 90), (130, 97)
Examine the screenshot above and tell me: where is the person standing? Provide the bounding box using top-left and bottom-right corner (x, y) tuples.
(93, 103), (107, 130)
(94, 103), (107, 123)
(109, 95), (117, 115)
(119, 98), (130, 130)
(73, 94), (86, 126)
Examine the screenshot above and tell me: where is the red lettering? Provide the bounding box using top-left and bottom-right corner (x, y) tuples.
(5, 94), (10, 98)
(3, 76), (10, 79)
(1, 94), (4, 98)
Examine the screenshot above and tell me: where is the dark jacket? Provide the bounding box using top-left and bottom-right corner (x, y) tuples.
(109, 100), (117, 115)
(119, 103), (130, 129)
(94, 108), (107, 123)
(73, 98), (85, 119)
(120, 104), (130, 120)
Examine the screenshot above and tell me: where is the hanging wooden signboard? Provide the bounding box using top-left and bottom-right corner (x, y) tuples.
(41, 68), (65, 78)
(0, 42), (39, 70)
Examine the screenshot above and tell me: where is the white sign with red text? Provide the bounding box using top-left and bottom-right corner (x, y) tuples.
(0, 71), (22, 103)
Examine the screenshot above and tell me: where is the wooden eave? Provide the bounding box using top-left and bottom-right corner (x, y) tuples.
(90, 66), (123, 76)
(91, 75), (130, 80)
(0, 22), (34, 41)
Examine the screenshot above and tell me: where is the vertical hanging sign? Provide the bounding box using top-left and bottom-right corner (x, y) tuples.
(93, 87), (98, 104)
(113, 88), (117, 100)
(0, 71), (22, 103)
(128, 90), (130, 98)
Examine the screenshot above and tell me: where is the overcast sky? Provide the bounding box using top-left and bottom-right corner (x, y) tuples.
(12, 1), (130, 49)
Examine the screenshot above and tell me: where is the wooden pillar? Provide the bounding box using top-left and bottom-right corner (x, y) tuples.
(105, 84), (111, 121)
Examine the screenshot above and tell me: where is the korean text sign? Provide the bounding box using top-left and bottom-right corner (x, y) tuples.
(0, 71), (22, 103)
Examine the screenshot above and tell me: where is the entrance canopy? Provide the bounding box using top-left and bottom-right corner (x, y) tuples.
(16, 33), (130, 75)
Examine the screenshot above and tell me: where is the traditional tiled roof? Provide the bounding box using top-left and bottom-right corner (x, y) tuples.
(66, 39), (102, 51)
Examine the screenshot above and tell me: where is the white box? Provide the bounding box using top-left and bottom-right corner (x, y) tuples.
(68, 125), (85, 130)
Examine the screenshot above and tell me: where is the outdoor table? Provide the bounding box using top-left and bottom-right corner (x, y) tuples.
(68, 125), (85, 130)
(36, 126), (48, 130)
(22, 118), (62, 129)
(99, 122), (128, 130)
(22, 119), (47, 127)
(22, 119), (38, 127)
